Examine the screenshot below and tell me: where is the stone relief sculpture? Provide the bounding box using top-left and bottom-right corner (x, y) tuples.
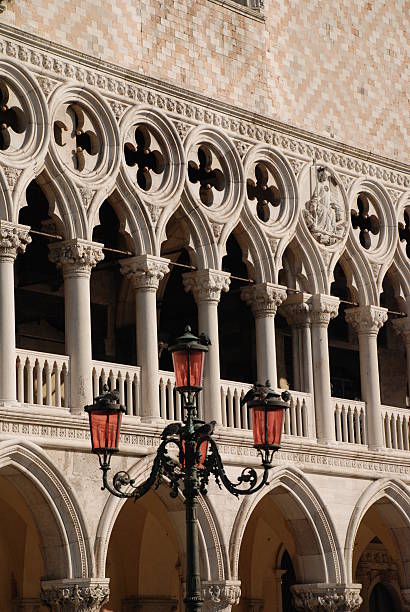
(303, 166), (346, 245)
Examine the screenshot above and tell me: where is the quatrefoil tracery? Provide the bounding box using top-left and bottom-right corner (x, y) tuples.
(247, 162), (281, 222)
(399, 210), (410, 259)
(124, 125), (165, 191)
(54, 103), (99, 173)
(188, 145), (225, 207)
(351, 193), (380, 250)
(0, 80), (27, 151)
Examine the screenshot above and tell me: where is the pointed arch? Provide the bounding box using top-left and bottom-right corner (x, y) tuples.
(229, 466), (343, 584)
(0, 439), (93, 579)
(345, 479), (410, 585)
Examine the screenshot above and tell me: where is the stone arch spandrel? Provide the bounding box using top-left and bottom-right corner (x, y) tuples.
(95, 454), (228, 581)
(345, 479), (410, 586)
(0, 165), (13, 221)
(0, 439), (93, 580)
(229, 466), (343, 584)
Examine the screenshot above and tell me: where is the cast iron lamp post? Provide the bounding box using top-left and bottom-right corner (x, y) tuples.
(85, 326), (290, 612)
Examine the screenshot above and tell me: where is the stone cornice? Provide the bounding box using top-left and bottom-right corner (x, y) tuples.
(0, 24), (408, 181)
(0, 409), (409, 478)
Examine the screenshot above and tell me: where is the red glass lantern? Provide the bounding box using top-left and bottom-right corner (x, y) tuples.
(85, 392), (126, 464)
(248, 396), (288, 452)
(170, 326), (208, 392)
(181, 438), (209, 470)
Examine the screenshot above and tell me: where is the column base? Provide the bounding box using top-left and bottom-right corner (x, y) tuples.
(291, 583), (362, 611)
(41, 578), (110, 612)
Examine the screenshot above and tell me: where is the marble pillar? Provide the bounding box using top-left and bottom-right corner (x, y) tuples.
(121, 254), (170, 421)
(49, 239), (104, 413)
(183, 269), (231, 424)
(281, 293), (314, 394)
(345, 305), (388, 450)
(241, 283), (287, 387)
(0, 221), (31, 405)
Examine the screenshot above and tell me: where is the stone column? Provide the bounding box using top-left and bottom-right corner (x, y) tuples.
(309, 294), (340, 444)
(345, 305), (388, 450)
(121, 254), (170, 421)
(202, 580), (241, 612)
(281, 293), (313, 394)
(183, 269), (231, 424)
(291, 584), (362, 611)
(241, 283), (287, 387)
(49, 239), (104, 413)
(392, 316), (410, 405)
(0, 221), (31, 405)
(41, 579), (109, 612)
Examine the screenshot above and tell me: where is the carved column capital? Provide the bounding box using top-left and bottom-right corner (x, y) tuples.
(183, 269), (231, 304)
(241, 283), (287, 318)
(281, 292), (312, 327)
(41, 579), (110, 612)
(291, 584), (362, 612)
(120, 254), (170, 291)
(202, 581), (241, 612)
(0, 220), (31, 261)
(49, 239), (104, 278)
(392, 316), (410, 342)
(345, 305), (388, 335)
(309, 294), (340, 326)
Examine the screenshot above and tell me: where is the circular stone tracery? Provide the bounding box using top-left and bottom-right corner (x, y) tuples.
(188, 143), (225, 207)
(0, 79), (27, 152)
(351, 192), (381, 250)
(246, 161), (281, 222)
(124, 124), (165, 191)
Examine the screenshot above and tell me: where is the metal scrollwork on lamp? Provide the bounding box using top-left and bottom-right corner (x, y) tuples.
(85, 326), (290, 612)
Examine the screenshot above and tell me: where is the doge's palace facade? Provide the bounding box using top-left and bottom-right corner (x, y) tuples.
(0, 1), (408, 611)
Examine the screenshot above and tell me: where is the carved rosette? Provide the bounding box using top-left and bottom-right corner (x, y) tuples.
(241, 283), (287, 318)
(291, 584), (362, 612)
(120, 254), (170, 291)
(202, 581), (241, 612)
(345, 305), (388, 336)
(309, 294), (340, 326)
(0, 220), (31, 261)
(49, 239), (104, 277)
(183, 269), (231, 304)
(41, 579), (110, 612)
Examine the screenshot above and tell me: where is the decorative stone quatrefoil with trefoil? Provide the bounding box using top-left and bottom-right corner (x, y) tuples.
(399, 209), (409, 259)
(351, 193), (380, 250)
(188, 144), (225, 207)
(247, 162), (281, 222)
(124, 124), (165, 191)
(54, 103), (99, 173)
(0, 79), (27, 152)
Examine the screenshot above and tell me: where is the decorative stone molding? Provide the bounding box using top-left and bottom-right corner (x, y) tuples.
(202, 581), (241, 612)
(241, 282), (287, 318)
(183, 269), (231, 304)
(281, 293), (312, 328)
(78, 187), (95, 210)
(0, 220), (31, 261)
(309, 294), (340, 326)
(41, 579), (110, 612)
(291, 584), (362, 612)
(49, 239), (104, 277)
(120, 254), (170, 291)
(345, 305), (388, 336)
(3, 164), (22, 188)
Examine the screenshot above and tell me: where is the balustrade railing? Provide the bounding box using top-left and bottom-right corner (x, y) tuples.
(16, 349), (70, 408)
(158, 371), (203, 421)
(333, 398), (367, 445)
(382, 405), (410, 451)
(91, 361), (141, 417)
(220, 380), (314, 439)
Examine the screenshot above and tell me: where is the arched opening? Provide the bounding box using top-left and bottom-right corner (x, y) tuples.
(105, 490), (182, 612)
(352, 497), (409, 612)
(91, 198), (135, 365)
(0, 473), (47, 611)
(219, 233), (255, 384)
(329, 261), (361, 401)
(15, 179), (65, 354)
(379, 268), (407, 408)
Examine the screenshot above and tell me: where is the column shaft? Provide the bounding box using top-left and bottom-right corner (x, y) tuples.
(0, 221), (31, 404)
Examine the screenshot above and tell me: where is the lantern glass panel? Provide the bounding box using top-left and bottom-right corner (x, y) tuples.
(181, 438), (209, 469)
(251, 405), (284, 448)
(172, 349), (204, 389)
(90, 410), (122, 452)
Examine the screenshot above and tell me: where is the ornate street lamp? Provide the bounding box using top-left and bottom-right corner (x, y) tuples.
(85, 326), (290, 612)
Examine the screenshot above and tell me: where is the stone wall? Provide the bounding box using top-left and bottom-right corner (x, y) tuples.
(2, 0), (408, 162)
